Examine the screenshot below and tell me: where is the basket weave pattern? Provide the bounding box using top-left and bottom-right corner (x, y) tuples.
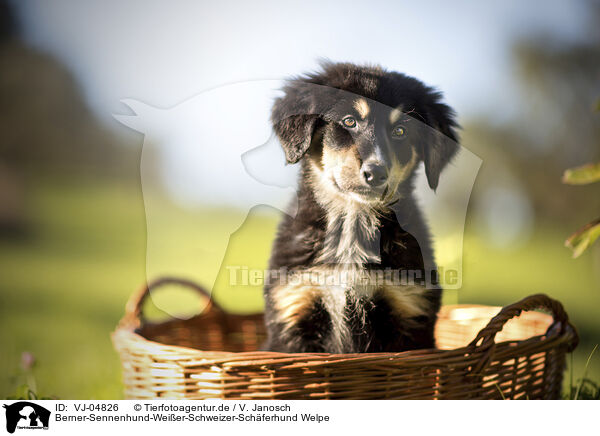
(112, 278), (578, 399)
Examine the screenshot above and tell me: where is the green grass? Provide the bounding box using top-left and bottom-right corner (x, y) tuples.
(0, 175), (598, 398)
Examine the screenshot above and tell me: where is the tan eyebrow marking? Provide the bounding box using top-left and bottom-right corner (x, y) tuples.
(353, 98), (370, 119)
(389, 106), (404, 124)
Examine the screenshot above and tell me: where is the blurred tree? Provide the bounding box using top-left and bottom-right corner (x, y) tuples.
(0, 0), (137, 176)
(0, 0), (16, 39)
(465, 0), (600, 231)
(0, 0), (139, 235)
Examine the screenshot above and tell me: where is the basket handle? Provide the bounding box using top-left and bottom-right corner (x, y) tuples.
(468, 293), (579, 374)
(120, 277), (222, 329)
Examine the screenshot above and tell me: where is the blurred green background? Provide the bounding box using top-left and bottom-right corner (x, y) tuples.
(1, 1), (599, 399)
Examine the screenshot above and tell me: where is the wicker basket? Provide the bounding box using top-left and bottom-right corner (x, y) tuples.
(112, 277), (579, 399)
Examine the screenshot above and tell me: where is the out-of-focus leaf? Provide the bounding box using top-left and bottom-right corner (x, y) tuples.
(562, 162), (600, 185)
(594, 99), (600, 112)
(565, 218), (600, 258)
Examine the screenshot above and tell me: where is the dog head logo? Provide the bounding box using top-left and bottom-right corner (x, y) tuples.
(3, 402), (50, 434)
(114, 77), (480, 316)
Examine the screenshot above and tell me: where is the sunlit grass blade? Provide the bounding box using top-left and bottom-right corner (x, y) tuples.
(574, 344), (598, 400)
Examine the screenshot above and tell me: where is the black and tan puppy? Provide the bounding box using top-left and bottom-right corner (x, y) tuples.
(264, 62), (459, 353)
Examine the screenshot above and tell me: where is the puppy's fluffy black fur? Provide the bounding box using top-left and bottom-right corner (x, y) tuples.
(264, 62), (459, 353)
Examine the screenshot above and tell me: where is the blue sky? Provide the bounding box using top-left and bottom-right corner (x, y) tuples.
(13, 0), (590, 127)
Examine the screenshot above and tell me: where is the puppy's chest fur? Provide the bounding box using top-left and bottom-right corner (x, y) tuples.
(265, 183), (438, 353)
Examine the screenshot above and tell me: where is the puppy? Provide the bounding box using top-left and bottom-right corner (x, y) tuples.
(263, 62), (459, 353)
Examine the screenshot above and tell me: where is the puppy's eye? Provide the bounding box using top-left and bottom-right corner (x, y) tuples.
(391, 124), (407, 139)
(342, 116), (357, 128)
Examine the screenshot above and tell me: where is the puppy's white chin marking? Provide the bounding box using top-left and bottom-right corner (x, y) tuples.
(348, 191), (381, 205)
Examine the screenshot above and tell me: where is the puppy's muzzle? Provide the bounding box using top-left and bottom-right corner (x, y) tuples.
(361, 162), (388, 187)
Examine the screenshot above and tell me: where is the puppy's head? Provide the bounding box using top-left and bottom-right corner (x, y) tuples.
(272, 62), (459, 207)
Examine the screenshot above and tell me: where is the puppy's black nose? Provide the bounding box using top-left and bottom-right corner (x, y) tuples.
(361, 163), (387, 187)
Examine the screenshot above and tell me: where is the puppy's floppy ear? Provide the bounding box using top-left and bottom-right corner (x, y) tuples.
(423, 99), (460, 191)
(272, 113), (319, 164)
(271, 82), (321, 164)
